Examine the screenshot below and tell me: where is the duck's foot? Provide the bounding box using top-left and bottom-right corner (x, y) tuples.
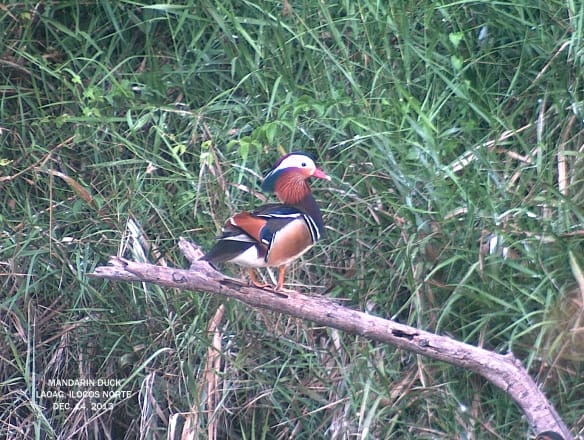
(263, 286), (291, 298)
(248, 269), (271, 289)
(250, 280), (290, 298)
(246, 268), (294, 297)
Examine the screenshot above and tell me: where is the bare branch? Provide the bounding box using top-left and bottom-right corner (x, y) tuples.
(88, 238), (572, 440)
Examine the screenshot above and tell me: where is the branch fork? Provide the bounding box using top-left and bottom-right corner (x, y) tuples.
(88, 238), (572, 440)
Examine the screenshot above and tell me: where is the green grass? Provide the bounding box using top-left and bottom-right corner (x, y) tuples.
(1, 0), (583, 438)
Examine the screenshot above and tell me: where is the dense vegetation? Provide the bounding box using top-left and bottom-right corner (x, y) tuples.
(1, 0), (582, 438)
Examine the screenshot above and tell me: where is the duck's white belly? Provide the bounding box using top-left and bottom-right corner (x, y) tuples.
(228, 245), (267, 267)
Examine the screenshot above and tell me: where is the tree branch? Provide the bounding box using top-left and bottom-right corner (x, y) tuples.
(88, 238), (571, 440)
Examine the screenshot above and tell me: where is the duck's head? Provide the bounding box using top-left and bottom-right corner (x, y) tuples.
(261, 152), (330, 204)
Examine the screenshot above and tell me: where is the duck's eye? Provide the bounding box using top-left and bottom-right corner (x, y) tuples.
(301, 162), (307, 167)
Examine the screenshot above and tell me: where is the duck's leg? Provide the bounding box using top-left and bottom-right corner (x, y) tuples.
(248, 268), (270, 289)
(275, 265), (287, 291)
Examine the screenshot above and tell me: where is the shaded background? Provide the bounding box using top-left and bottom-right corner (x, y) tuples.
(1, 1), (583, 438)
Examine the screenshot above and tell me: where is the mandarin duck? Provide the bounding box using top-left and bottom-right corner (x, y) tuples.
(203, 152), (330, 291)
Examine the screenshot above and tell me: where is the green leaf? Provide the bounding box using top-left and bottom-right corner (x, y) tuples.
(449, 32), (464, 48)
(451, 55), (463, 71)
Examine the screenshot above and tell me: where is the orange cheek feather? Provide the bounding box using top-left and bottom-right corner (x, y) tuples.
(274, 174), (309, 205)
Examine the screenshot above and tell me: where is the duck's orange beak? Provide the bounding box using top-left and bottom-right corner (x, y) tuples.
(312, 168), (331, 181)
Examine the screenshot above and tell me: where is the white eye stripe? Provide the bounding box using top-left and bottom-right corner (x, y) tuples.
(274, 155), (315, 172)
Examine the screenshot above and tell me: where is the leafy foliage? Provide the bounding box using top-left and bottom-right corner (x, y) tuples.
(1, 0), (583, 438)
